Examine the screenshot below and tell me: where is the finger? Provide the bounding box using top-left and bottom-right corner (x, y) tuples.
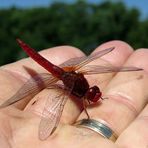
(116, 49), (148, 148)
(85, 40), (134, 89)
(2, 46), (84, 77)
(45, 124), (116, 148)
(77, 49), (148, 142)
(0, 45), (84, 109)
(94, 40), (133, 66)
(116, 104), (148, 148)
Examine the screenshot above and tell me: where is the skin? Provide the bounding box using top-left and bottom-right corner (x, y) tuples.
(0, 41), (148, 148)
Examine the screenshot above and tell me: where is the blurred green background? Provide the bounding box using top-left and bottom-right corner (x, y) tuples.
(0, 0), (148, 66)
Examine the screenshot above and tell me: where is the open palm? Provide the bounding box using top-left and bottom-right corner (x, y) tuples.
(0, 41), (148, 148)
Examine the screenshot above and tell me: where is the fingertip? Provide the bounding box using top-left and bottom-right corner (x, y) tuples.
(92, 40), (134, 66)
(99, 40), (134, 52)
(125, 48), (148, 73)
(40, 45), (85, 65)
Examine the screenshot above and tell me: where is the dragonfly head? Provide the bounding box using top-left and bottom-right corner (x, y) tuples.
(87, 86), (102, 102)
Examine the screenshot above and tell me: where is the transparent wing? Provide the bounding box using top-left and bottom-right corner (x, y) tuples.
(0, 73), (58, 108)
(38, 88), (68, 140)
(59, 56), (87, 67)
(74, 47), (114, 70)
(59, 47), (114, 69)
(79, 65), (143, 75)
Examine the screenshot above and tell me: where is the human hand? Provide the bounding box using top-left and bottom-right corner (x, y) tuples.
(0, 41), (148, 148)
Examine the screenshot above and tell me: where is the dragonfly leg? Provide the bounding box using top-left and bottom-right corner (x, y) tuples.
(82, 98), (90, 119)
(86, 99), (91, 105)
(101, 96), (108, 100)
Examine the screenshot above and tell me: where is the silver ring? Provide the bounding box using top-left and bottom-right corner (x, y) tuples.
(74, 119), (118, 142)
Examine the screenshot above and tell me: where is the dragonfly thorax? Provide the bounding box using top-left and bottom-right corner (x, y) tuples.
(61, 71), (89, 98)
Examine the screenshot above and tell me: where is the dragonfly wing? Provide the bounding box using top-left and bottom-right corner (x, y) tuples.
(39, 89), (68, 140)
(79, 65), (143, 75)
(59, 56), (87, 67)
(59, 47), (114, 70)
(74, 47), (114, 70)
(0, 73), (58, 108)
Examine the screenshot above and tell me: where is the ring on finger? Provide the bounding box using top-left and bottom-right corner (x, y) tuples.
(74, 118), (118, 142)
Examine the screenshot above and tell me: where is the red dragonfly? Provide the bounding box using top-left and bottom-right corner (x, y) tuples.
(0, 39), (142, 140)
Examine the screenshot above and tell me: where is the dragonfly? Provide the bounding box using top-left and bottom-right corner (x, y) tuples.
(0, 39), (142, 140)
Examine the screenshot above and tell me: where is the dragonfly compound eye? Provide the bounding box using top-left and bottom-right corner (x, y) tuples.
(87, 86), (102, 102)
